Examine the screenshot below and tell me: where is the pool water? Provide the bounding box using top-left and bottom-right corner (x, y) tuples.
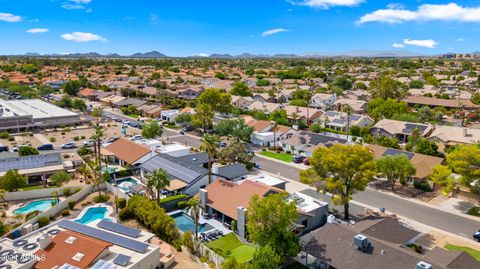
(172, 212), (213, 233)
(114, 177), (138, 191)
(75, 207), (108, 224)
(13, 199), (57, 215)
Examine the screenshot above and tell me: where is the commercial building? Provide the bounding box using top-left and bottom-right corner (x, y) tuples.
(0, 99), (80, 131)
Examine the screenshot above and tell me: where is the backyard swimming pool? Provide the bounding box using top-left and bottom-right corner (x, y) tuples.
(114, 177), (139, 191)
(13, 199), (57, 215)
(171, 212), (213, 234)
(75, 207), (109, 224)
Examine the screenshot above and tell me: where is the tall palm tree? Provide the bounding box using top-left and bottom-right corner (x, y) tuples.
(187, 198), (204, 240)
(200, 134), (219, 184)
(145, 169), (170, 205)
(342, 104), (352, 140)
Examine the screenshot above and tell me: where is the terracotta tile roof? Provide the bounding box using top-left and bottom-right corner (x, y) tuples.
(34, 230), (112, 269)
(402, 95), (479, 109)
(205, 179), (281, 220)
(104, 138), (151, 164)
(251, 120), (272, 132)
(78, 88), (96, 97)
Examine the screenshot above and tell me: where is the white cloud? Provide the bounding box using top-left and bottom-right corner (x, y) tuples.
(392, 43), (405, 48)
(261, 28), (290, 36)
(358, 3), (480, 24)
(386, 3), (405, 9)
(150, 13), (159, 25)
(456, 38), (465, 42)
(26, 28), (49, 34)
(62, 0), (92, 11)
(403, 39), (438, 48)
(195, 53), (209, 57)
(61, 32), (107, 42)
(289, 0), (364, 9)
(0, 12), (22, 23)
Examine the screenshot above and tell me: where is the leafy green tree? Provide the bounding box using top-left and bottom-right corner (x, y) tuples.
(332, 75), (353, 91)
(369, 75), (406, 100)
(18, 146), (39, 156)
(367, 98), (408, 121)
(215, 118), (253, 142)
(301, 144), (377, 220)
(447, 145), (480, 194)
(414, 138), (441, 157)
(72, 98), (87, 111)
(49, 171), (72, 187)
(175, 113), (192, 126)
(198, 88), (232, 114)
(218, 140), (253, 165)
(231, 81), (252, 97)
(248, 245), (282, 269)
(0, 169), (26, 191)
(142, 120), (163, 139)
(200, 134), (220, 184)
(377, 154), (416, 191)
(409, 80), (424, 89)
(289, 99), (308, 107)
(63, 80), (81, 96)
(471, 92), (480, 105)
(429, 165), (455, 196)
(247, 193), (300, 261)
(256, 79), (270, 86)
(215, 72), (226, 80)
(145, 169), (170, 205)
(192, 103), (215, 132)
(269, 109), (289, 125)
(56, 95), (73, 108)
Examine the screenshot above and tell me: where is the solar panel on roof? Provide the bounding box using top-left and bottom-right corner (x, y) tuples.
(113, 254), (131, 266)
(382, 148), (414, 160)
(349, 115), (361, 121)
(97, 220), (140, 238)
(404, 123), (428, 131)
(57, 220), (149, 253)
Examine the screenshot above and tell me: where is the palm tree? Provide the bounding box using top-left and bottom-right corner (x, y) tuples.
(200, 134), (219, 184)
(342, 104), (352, 140)
(145, 169), (170, 205)
(187, 198), (204, 240)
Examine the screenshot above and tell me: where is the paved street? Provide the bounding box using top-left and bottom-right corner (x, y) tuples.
(164, 130), (480, 240)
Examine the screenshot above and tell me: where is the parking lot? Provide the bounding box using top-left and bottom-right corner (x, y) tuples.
(0, 123), (142, 152)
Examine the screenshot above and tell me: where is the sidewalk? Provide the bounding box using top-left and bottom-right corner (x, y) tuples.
(255, 153), (480, 222)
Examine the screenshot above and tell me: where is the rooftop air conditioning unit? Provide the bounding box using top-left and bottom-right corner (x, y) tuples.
(353, 234), (371, 252)
(39, 235), (53, 250)
(416, 261), (432, 269)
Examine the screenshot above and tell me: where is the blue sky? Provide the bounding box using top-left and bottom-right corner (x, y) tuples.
(1, 0), (480, 56)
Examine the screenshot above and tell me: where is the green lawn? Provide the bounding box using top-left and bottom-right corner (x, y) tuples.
(259, 151), (292, 162)
(127, 114), (140, 119)
(21, 185), (55, 191)
(445, 244), (480, 262)
(205, 233), (256, 263)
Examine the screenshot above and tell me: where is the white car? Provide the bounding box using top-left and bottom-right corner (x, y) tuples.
(129, 135), (143, 141)
(83, 139), (94, 147)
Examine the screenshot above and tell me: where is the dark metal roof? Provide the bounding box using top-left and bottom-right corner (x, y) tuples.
(140, 153), (207, 184)
(217, 163), (249, 180)
(382, 148), (414, 160)
(176, 152), (210, 165)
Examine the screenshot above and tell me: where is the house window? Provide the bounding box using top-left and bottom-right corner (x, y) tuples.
(302, 219), (308, 228)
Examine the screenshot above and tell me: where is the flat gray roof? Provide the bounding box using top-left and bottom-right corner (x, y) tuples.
(6, 99), (78, 119)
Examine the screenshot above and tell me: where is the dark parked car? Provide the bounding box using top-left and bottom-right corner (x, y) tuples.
(474, 230), (480, 242)
(107, 136), (120, 143)
(0, 145), (9, 153)
(292, 155), (305, 163)
(37, 144), (54, 151)
(183, 125), (195, 132)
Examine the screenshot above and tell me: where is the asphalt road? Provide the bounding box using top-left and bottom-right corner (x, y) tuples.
(164, 130), (480, 240)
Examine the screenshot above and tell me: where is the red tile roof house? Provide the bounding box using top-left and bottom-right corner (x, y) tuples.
(102, 138), (155, 167)
(199, 179), (328, 239)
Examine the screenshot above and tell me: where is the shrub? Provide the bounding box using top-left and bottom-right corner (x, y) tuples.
(200, 256), (208, 263)
(61, 132), (65, 135)
(80, 135), (85, 139)
(68, 200), (76, 210)
(118, 207), (133, 220)
(286, 150), (291, 154)
(37, 216), (50, 227)
(117, 198), (127, 209)
(0, 132), (10, 139)
(182, 231), (195, 253)
(160, 194), (188, 204)
(25, 210), (41, 221)
(49, 137), (56, 142)
(93, 194), (111, 203)
(262, 148), (266, 151)
(49, 216), (55, 221)
(408, 243), (423, 253)
(8, 136), (14, 141)
(73, 136), (79, 141)
(208, 261), (215, 268)
(467, 206), (480, 217)
(231, 220), (237, 232)
(61, 209), (70, 216)
(63, 188), (71, 197)
(413, 180), (431, 192)
(177, 201), (188, 209)
(245, 162), (254, 170)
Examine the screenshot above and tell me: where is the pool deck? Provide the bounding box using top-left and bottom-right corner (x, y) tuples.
(6, 197), (64, 217)
(72, 203), (116, 225)
(169, 210), (232, 236)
